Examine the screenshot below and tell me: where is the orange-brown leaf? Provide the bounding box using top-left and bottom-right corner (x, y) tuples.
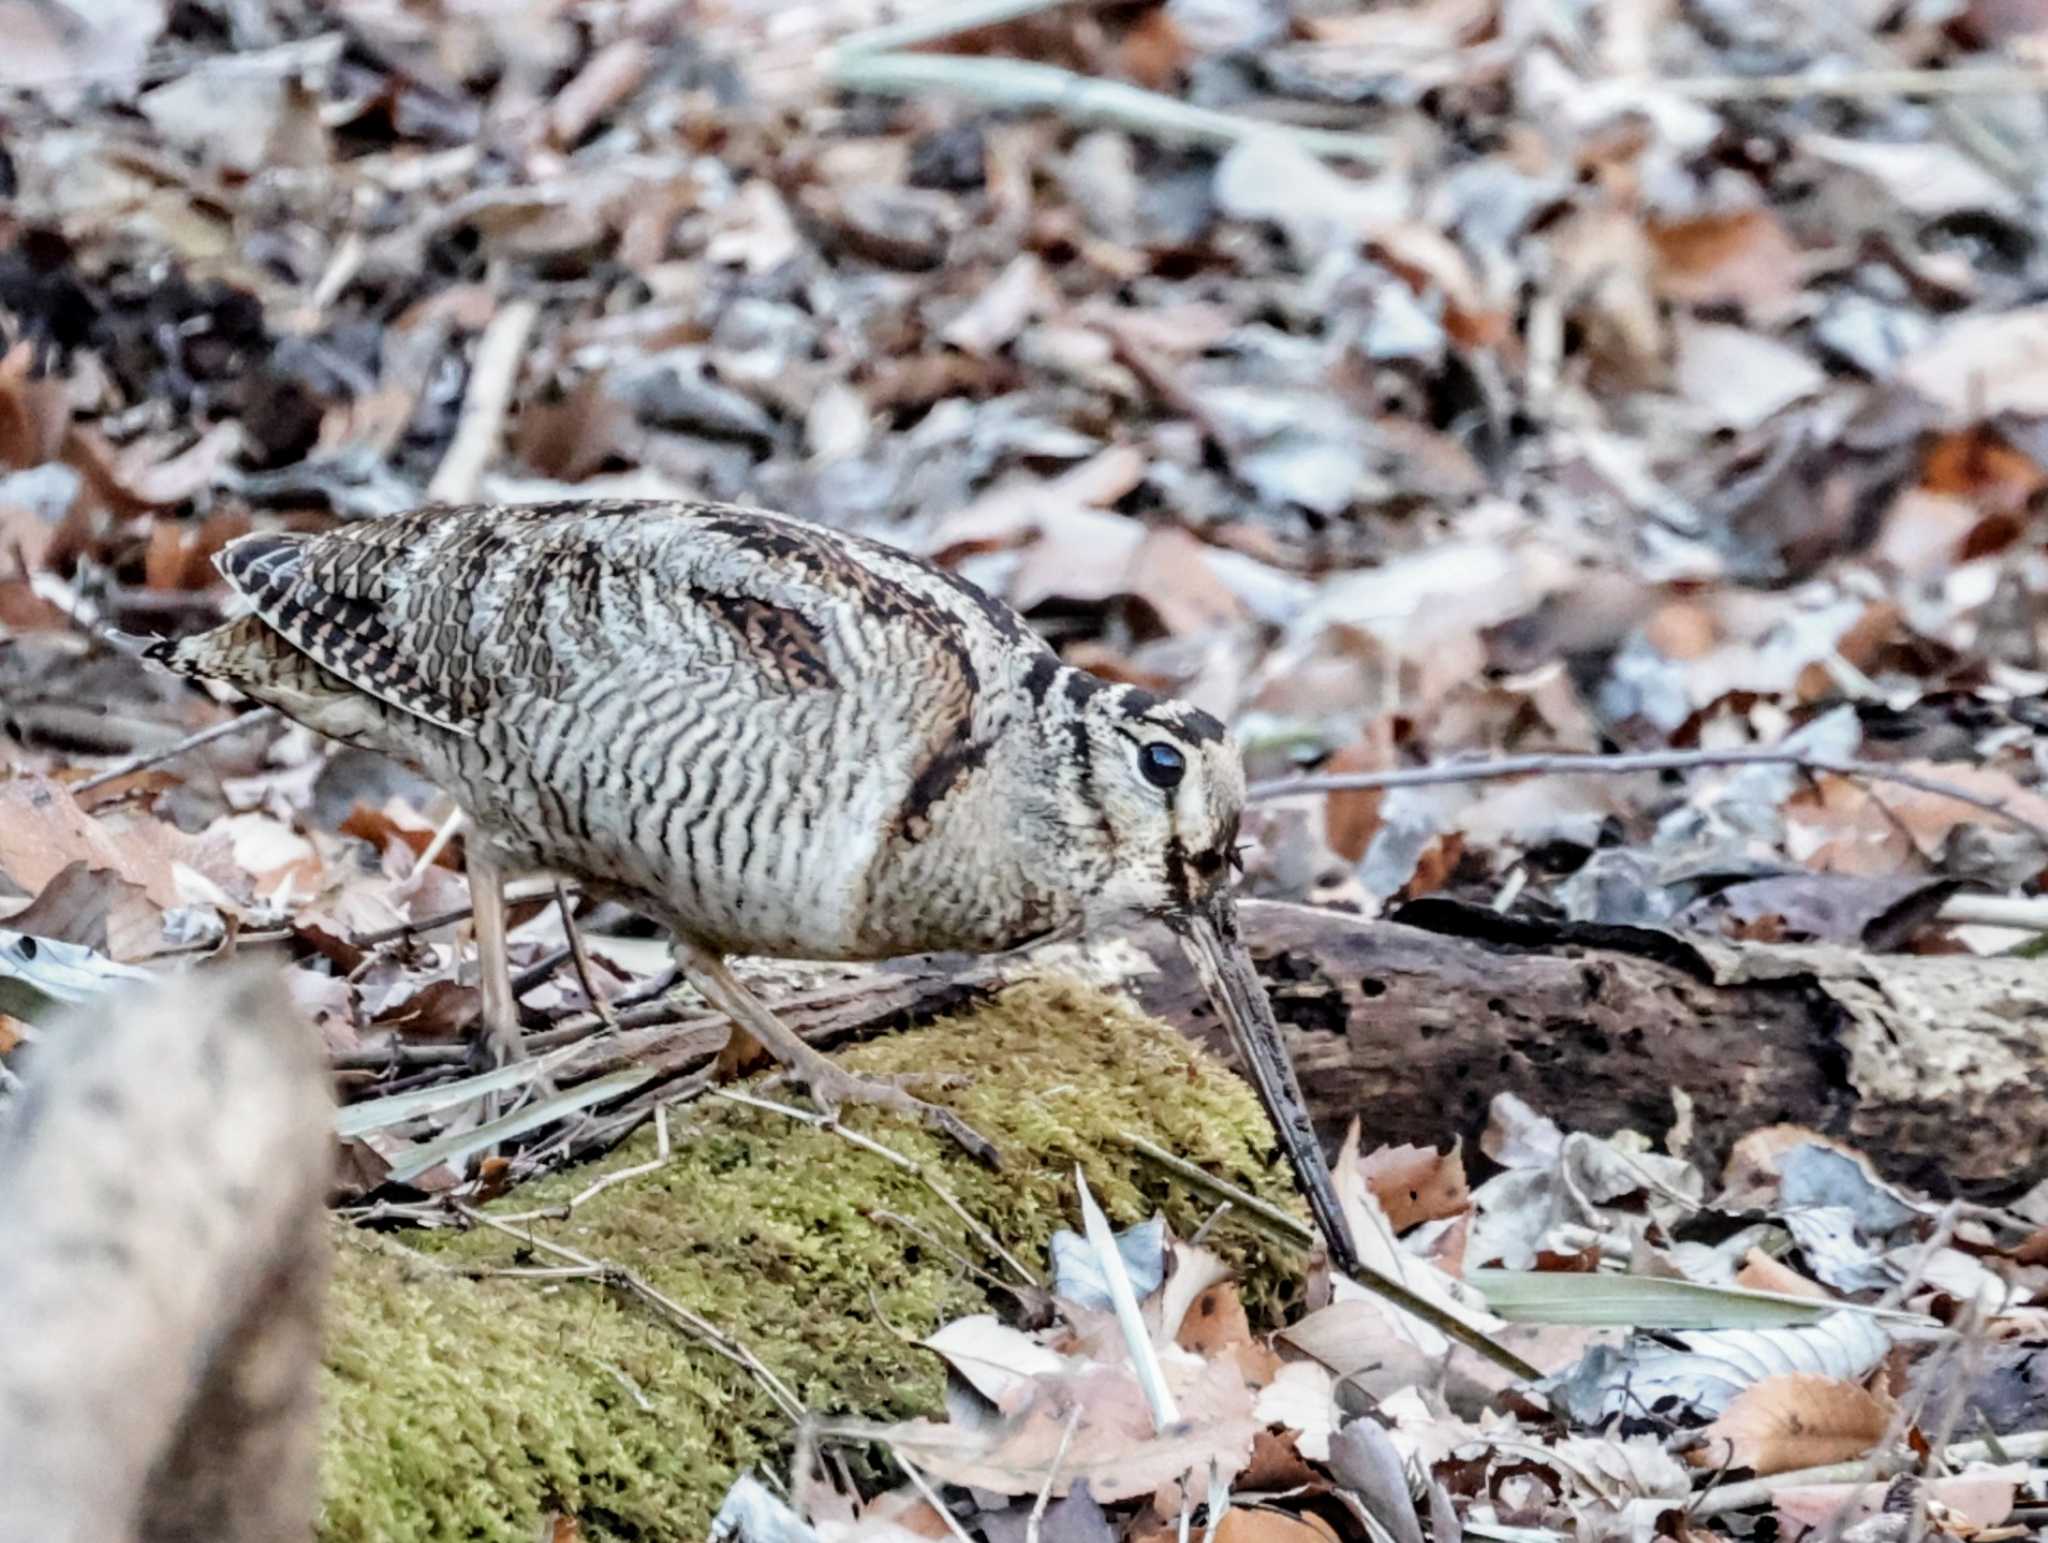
(1357, 1141), (1470, 1231)
(1690, 1373), (1891, 1476)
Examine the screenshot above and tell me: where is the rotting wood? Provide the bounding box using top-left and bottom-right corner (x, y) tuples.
(1114, 899), (2048, 1201)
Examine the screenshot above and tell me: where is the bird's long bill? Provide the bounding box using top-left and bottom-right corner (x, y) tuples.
(1173, 899), (1363, 1280)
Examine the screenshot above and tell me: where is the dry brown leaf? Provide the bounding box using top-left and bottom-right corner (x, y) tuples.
(1121, 527), (1245, 638)
(1211, 1506), (1340, 1543)
(1119, 5), (1190, 91)
(1175, 1280), (1254, 1358)
(366, 975), (480, 1040)
(340, 803), (459, 871)
(877, 1358), (1257, 1502)
(0, 777), (226, 910)
(1734, 1248), (1834, 1301)
(922, 1315), (1068, 1413)
(6, 860), (164, 962)
(1784, 776), (1917, 877)
(1689, 1372), (1891, 1476)
(545, 38), (651, 149)
(1300, 0), (1492, 49)
(1642, 599), (1720, 661)
(1921, 426), (2046, 515)
(0, 342), (72, 470)
(142, 509), (253, 591)
(1868, 763), (2048, 859)
(65, 422), (239, 514)
(1719, 1126), (1860, 1210)
(1673, 320), (1828, 431)
(1545, 205), (1666, 385)
(1356, 1141), (1470, 1232)
(1314, 737), (1389, 865)
(940, 253), (1050, 357)
(1875, 486), (1984, 575)
(1276, 1300), (1441, 1402)
(1238, 1427), (1322, 1493)
(1650, 209), (1806, 323)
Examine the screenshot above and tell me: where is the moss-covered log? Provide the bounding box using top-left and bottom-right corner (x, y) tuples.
(318, 978), (1307, 1542)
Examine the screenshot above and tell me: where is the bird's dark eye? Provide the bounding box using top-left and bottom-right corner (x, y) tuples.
(1138, 742), (1185, 789)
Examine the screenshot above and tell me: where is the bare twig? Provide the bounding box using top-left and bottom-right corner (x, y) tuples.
(1667, 65), (2048, 102)
(350, 882), (561, 948)
(70, 707), (281, 793)
(556, 881), (621, 1031)
(427, 298), (541, 504)
(1814, 12), (2031, 191)
(453, 1201), (806, 1421)
(1125, 1133), (1318, 1249)
(1938, 895), (2048, 933)
(1251, 748), (2048, 846)
(710, 1087), (1040, 1288)
(405, 808), (467, 883)
(491, 1106), (673, 1226)
(1690, 1441), (2048, 1518)
(827, 51), (1385, 162)
(1026, 1403), (1085, 1543)
(895, 1455), (977, 1543)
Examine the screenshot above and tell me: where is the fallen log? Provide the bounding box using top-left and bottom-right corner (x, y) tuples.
(1067, 898), (2048, 1200)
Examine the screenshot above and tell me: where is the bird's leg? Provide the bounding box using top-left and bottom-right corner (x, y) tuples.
(671, 938), (1000, 1168)
(465, 846), (525, 1070)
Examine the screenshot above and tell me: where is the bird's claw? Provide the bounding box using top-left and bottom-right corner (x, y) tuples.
(789, 1061), (1001, 1169)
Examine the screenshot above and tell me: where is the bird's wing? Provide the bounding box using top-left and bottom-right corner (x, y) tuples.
(214, 500), (999, 744)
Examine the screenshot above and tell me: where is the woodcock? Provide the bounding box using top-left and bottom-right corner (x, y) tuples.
(153, 498), (1362, 1277)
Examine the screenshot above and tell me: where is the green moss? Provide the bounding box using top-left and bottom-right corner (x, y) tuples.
(318, 977), (1306, 1542)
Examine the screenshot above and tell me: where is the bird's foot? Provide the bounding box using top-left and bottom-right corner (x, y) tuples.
(779, 1058), (1000, 1169)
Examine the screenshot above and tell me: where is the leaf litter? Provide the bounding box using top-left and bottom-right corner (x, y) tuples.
(2, 0), (2048, 1536)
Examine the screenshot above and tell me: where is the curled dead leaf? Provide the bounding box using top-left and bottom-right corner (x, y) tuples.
(1689, 1372), (1892, 1477)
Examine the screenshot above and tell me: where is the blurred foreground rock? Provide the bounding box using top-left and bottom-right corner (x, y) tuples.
(0, 964), (332, 1543)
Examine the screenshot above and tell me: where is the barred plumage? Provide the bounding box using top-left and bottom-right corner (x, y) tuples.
(154, 497), (1361, 1277)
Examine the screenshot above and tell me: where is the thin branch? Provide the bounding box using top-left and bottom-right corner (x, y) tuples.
(405, 807), (467, 882)
(1250, 748), (2048, 846)
(894, 1454), (978, 1543)
(1027, 1403), (1085, 1543)
(710, 1087), (1040, 1288)
(555, 881), (621, 1031)
(427, 298), (540, 504)
(491, 1105), (673, 1226)
(827, 51), (1386, 163)
(1125, 1133), (1320, 1250)
(1667, 65), (2048, 102)
(1938, 894), (2048, 933)
(1690, 1387), (2048, 1523)
(350, 882), (562, 948)
(453, 1201), (806, 1421)
(70, 707), (281, 793)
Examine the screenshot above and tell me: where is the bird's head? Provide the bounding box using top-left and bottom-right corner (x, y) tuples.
(1044, 667), (1361, 1280)
(1050, 674), (1245, 925)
